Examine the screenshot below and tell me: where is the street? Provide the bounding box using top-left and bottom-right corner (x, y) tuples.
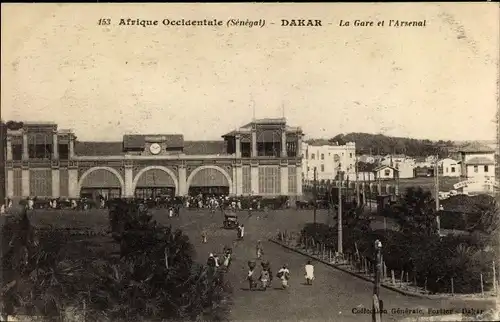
(161, 208), (495, 321)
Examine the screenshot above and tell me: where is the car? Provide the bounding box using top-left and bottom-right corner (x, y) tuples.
(223, 213), (239, 229)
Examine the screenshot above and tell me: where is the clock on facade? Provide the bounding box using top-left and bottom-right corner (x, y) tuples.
(149, 143), (161, 155)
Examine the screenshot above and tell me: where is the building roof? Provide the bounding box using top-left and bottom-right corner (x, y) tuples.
(183, 141), (227, 155)
(374, 165), (398, 172)
(465, 157), (495, 165)
(75, 141), (124, 156)
(75, 140), (228, 156)
(222, 118), (302, 137)
(457, 142), (495, 153)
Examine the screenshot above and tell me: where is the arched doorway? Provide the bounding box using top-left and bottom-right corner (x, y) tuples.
(133, 166), (178, 199)
(79, 167), (124, 200)
(187, 166), (232, 196)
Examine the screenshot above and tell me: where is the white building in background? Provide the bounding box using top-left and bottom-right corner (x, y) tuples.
(451, 143), (496, 195)
(301, 141), (356, 182)
(438, 158), (461, 177)
(458, 143), (495, 180)
(379, 155), (415, 179)
(346, 171), (376, 181)
(374, 165), (397, 180)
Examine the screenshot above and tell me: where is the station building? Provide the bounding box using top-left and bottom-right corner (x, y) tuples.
(4, 118), (304, 201)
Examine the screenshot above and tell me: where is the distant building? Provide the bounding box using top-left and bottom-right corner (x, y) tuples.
(379, 155), (414, 179)
(380, 154), (415, 166)
(425, 155), (438, 163)
(374, 165), (398, 180)
(451, 142), (496, 195)
(457, 143), (495, 180)
(395, 162), (415, 179)
(301, 141), (356, 182)
(414, 166), (434, 178)
(438, 158), (461, 177)
(346, 171), (375, 181)
(358, 154), (376, 164)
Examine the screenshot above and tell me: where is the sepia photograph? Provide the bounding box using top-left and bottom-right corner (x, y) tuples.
(1, 3), (499, 322)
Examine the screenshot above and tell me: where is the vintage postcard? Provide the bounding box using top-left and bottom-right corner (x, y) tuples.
(1, 3), (499, 322)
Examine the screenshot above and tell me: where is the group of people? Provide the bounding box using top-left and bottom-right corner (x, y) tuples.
(206, 247), (232, 271)
(246, 241), (315, 290)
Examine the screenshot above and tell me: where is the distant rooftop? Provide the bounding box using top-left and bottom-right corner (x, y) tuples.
(465, 157), (495, 165)
(457, 142), (495, 153)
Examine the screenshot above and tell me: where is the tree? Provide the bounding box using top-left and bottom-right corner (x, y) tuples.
(100, 201), (232, 321)
(384, 187), (438, 236)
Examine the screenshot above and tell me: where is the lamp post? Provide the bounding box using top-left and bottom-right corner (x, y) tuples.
(372, 239), (383, 322)
(337, 166), (343, 255)
(313, 167), (317, 225)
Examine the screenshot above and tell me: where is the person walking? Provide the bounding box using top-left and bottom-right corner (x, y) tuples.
(277, 264), (290, 289)
(305, 260), (315, 285)
(256, 240), (263, 259)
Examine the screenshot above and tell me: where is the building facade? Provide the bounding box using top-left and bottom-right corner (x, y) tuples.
(452, 143), (496, 195)
(374, 165), (397, 180)
(379, 155), (415, 179)
(457, 143), (495, 180)
(301, 141), (356, 182)
(438, 158), (461, 177)
(4, 118), (304, 201)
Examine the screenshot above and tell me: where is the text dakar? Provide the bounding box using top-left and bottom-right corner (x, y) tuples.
(281, 19), (322, 27)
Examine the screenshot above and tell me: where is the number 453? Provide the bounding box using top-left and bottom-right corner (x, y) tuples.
(98, 18), (111, 25)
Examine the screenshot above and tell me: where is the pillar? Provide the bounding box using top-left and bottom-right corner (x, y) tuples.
(69, 137), (75, 158)
(232, 167), (237, 195)
(22, 169), (30, 197)
(6, 137), (12, 160)
(251, 130), (257, 157)
(236, 166), (243, 196)
(52, 132), (59, 159)
(7, 169), (14, 198)
(281, 130), (287, 157)
(296, 165), (303, 196)
(280, 165), (288, 195)
(52, 169), (60, 197)
(297, 133), (302, 156)
(235, 135), (241, 158)
(125, 166), (134, 197)
(22, 131), (28, 160)
(68, 169), (78, 198)
(377, 183), (382, 194)
(251, 165), (259, 195)
(178, 166), (187, 196)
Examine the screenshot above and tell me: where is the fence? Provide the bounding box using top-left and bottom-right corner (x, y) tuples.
(275, 230), (500, 297)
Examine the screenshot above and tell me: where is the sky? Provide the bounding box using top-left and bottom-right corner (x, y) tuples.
(1, 3), (499, 142)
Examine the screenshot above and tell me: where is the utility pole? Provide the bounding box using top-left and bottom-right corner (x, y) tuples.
(435, 153), (441, 235)
(355, 155), (360, 206)
(372, 239), (383, 322)
(313, 167), (317, 225)
(338, 167), (343, 255)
